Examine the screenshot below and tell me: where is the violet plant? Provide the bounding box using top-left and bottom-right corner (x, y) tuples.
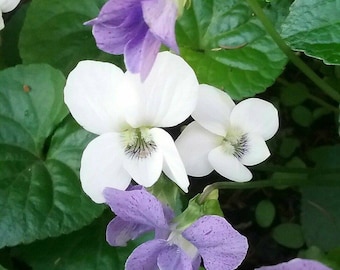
(1, 0), (340, 269)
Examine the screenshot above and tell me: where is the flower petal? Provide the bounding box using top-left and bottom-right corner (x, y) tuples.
(124, 30), (161, 79)
(208, 146), (252, 182)
(104, 186), (170, 230)
(255, 258), (332, 270)
(106, 217), (152, 247)
(89, 4), (147, 55)
(182, 215), (248, 270)
(230, 98), (279, 140)
(141, 0), (179, 52)
(1, 0), (20, 12)
(192, 84), (235, 136)
(176, 121), (220, 177)
(125, 239), (168, 270)
(151, 128), (189, 192)
(64, 60), (128, 135)
(240, 133), (270, 166)
(122, 142), (163, 188)
(0, 15), (4, 30)
(124, 51), (199, 128)
(80, 133), (131, 203)
(157, 245), (193, 270)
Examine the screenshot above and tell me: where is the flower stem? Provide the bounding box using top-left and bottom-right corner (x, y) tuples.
(246, 0), (340, 103)
(198, 176), (340, 204)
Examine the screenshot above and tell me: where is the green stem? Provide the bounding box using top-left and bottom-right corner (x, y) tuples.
(198, 177), (340, 204)
(307, 94), (340, 113)
(246, 0), (340, 103)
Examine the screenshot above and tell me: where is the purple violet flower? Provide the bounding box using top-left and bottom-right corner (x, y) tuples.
(86, 0), (179, 80)
(104, 186), (248, 270)
(256, 258), (332, 270)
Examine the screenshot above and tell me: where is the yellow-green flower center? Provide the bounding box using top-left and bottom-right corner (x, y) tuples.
(122, 128), (157, 159)
(221, 126), (248, 159)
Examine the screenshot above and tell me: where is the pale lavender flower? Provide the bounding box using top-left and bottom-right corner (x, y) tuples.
(86, 0), (179, 80)
(104, 186), (248, 270)
(256, 258), (332, 270)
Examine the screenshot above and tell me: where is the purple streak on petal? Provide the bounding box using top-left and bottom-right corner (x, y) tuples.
(125, 239), (168, 270)
(141, 0), (179, 53)
(255, 258), (332, 270)
(106, 217), (153, 246)
(124, 29), (161, 79)
(157, 245), (193, 270)
(104, 187), (170, 231)
(182, 215), (248, 270)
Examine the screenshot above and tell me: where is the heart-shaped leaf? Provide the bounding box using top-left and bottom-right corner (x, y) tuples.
(0, 64), (103, 248)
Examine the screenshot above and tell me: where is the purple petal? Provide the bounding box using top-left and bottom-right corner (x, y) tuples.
(255, 258), (332, 270)
(103, 187), (170, 231)
(155, 204), (175, 239)
(182, 215), (248, 270)
(141, 0), (179, 52)
(124, 30), (161, 79)
(88, 0), (147, 54)
(106, 217), (153, 246)
(157, 245), (193, 270)
(125, 239), (168, 270)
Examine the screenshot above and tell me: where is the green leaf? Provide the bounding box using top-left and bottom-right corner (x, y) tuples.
(280, 82), (309, 107)
(0, 65), (103, 248)
(281, 0), (340, 65)
(148, 174), (183, 215)
(15, 211), (138, 270)
(19, 0), (123, 74)
(255, 200), (275, 228)
(291, 105), (313, 127)
(272, 223), (305, 249)
(176, 0), (287, 99)
(301, 145), (340, 251)
(279, 137), (300, 158)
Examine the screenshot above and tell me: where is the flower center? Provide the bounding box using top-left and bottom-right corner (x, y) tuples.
(122, 128), (157, 159)
(167, 230), (198, 259)
(222, 126), (248, 159)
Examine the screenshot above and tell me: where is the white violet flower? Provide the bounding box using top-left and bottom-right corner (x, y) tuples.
(64, 52), (199, 203)
(176, 84), (279, 182)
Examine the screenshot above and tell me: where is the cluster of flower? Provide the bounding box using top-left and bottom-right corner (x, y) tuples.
(62, 0), (330, 269)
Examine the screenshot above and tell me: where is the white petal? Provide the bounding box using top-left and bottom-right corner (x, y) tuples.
(124, 51), (199, 128)
(64, 60), (129, 135)
(230, 98), (279, 140)
(1, 0), (20, 12)
(122, 137), (163, 188)
(151, 128), (189, 192)
(0, 15), (4, 30)
(240, 133), (270, 166)
(208, 146), (252, 182)
(80, 133), (131, 203)
(176, 122), (221, 177)
(192, 84), (235, 136)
